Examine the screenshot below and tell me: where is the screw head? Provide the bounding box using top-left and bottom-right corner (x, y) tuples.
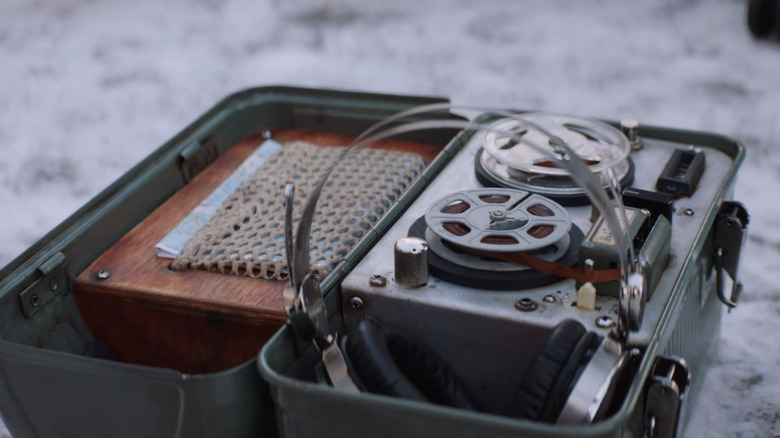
(489, 210), (507, 221)
(369, 274), (387, 287)
(584, 258), (595, 270)
(97, 270), (111, 280)
(515, 297), (539, 312)
(349, 297), (364, 310)
(30, 293), (40, 307)
(49, 278), (59, 291)
(682, 208), (694, 216)
(595, 315), (615, 329)
(542, 294), (556, 304)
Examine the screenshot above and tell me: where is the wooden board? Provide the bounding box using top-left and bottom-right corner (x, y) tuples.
(73, 130), (441, 373)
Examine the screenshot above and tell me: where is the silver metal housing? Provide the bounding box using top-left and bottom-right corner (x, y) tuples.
(339, 115), (735, 415)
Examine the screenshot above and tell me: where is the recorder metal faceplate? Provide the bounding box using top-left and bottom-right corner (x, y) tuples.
(340, 120), (734, 413)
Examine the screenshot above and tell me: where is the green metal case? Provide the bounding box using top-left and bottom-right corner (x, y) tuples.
(0, 87), (746, 438)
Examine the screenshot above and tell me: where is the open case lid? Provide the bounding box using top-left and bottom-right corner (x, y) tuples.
(0, 86), (463, 438)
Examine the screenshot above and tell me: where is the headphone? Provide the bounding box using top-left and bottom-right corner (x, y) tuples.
(330, 316), (611, 424)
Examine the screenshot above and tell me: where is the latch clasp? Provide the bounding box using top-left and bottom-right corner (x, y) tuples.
(713, 201), (749, 310)
(644, 356), (691, 438)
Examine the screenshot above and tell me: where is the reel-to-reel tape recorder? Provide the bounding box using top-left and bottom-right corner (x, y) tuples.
(0, 88), (749, 438)
(333, 113), (654, 422)
(278, 107), (749, 437)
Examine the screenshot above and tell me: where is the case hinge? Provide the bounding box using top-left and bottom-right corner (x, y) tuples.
(644, 356), (691, 438)
(180, 136), (219, 183)
(18, 252), (68, 317)
(713, 201), (749, 310)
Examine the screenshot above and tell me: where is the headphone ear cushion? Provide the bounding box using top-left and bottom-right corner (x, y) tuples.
(510, 320), (596, 423)
(343, 316), (479, 410)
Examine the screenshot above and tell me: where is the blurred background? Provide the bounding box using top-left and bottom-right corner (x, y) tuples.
(1, 0), (779, 436)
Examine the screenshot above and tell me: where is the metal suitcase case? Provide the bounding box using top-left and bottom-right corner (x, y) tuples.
(0, 87), (460, 438)
(258, 106), (749, 437)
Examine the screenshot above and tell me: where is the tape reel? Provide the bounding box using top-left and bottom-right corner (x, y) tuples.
(424, 188), (571, 254)
(476, 114), (634, 204)
(412, 188), (583, 289)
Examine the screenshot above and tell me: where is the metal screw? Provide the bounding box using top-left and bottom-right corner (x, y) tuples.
(489, 210), (507, 221)
(584, 258), (595, 271)
(515, 297), (539, 312)
(349, 297), (364, 310)
(682, 208), (694, 216)
(369, 274), (387, 287)
(542, 294), (556, 304)
(596, 315), (615, 329)
(97, 270), (111, 280)
(726, 219), (735, 228)
(49, 278), (58, 291)
(30, 294), (40, 307)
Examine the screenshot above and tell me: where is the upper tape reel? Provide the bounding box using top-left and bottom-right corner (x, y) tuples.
(476, 114), (634, 205)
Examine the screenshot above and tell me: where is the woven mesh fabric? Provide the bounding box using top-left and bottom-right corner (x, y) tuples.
(171, 141), (426, 280)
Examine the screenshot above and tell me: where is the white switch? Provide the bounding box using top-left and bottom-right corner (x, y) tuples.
(577, 282), (597, 310)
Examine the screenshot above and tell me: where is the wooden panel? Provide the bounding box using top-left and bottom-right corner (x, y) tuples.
(73, 129), (442, 373)
(74, 293), (281, 374)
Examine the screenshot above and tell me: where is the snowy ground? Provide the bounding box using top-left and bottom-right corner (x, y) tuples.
(1, 0), (779, 436)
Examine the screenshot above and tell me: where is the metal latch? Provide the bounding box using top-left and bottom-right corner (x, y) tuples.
(713, 201), (749, 310)
(180, 136), (219, 183)
(18, 252), (68, 317)
(644, 356), (691, 438)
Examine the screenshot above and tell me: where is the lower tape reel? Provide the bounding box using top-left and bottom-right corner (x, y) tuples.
(409, 188), (584, 290)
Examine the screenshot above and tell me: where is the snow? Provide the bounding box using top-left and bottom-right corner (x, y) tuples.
(1, 0), (779, 436)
